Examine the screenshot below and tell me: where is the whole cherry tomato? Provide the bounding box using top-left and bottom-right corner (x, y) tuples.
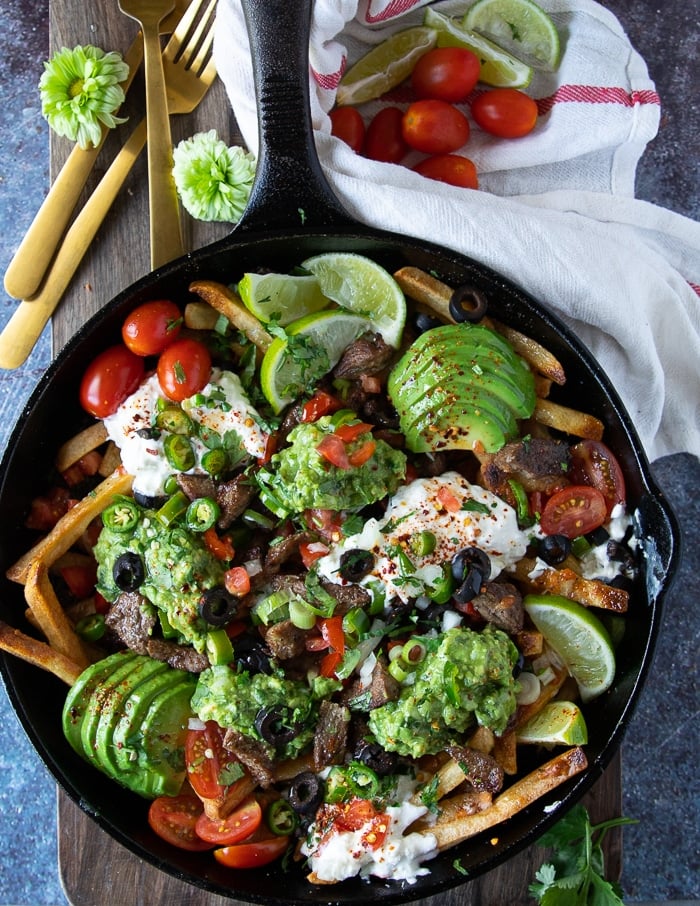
(364, 107), (409, 164)
(471, 88), (538, 138)
(540, 485), (608, 539)
(413, 154), (478, 189)
(402, 100), (470, 154)
(329, 106), (365, 153)
(79, 344), (145, 418)
(122, 299), (183, 356)
(411, 47), (480, 103)
(157, 337), (212, 402)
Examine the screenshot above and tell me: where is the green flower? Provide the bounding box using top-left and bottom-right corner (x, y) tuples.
(39, 45), (129, 149)
(172, 130), (256, 223)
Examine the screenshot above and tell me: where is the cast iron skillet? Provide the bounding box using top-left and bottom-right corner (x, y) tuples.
(0, 0), (680, 903)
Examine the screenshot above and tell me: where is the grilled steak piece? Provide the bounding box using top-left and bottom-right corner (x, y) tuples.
(216, 473), (257, 529)
(313, 700), (350, 770)
(470, 581), (524, 633)
(340, 654), (400, 710)
(222, 728), (275, 788)
(176, 473), (216, 502)
(446, 744), (504, 794)
(104, 591), (156, 655)
(333, 332), (394, 378)
(146, 638), (209, 672)
(480, 437), (571, 500)
(264, 619), (307, 660)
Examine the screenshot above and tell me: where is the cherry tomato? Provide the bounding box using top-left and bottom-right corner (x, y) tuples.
(413, 154), (478, 189)
(148, 794), (212, 851)
(471, 88), (538, 138)
(157, 337), (211, 402)
(540, 485), (608, 539)
(79, 344), (145, 418)
(402, 100), (470, 154)
(195, 796), (263, 845)
(121, 299), (182, 356)
(185, 720), (248, 800)
(411, 47), (480, 103)
(329, 106), (365, 153)
(364, 107), (409, 164)
(213, 834), (290, 869)
(570, 440), (626, 516)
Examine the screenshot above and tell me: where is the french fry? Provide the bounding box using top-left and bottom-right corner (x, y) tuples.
(201, 773), (257, 821)
(492, 730), (518, 776)
(55, 422), (109, 473)
(490, 319), (566, 386)
(189, 280), (273, 354)
(534, 398), (604, 440)
(512, 559), (629, 613)
(411, 757), (471, 807)
(467, 725), (495, 755)
(184, 300), (220, 331)
(97, 441), (122, 477)
(0, 619), (83, 685)
(7, 468), (133, 584)
(415, 747), (588, 850)
(24, 561), (90, 669)
(514, 629), (544, 658)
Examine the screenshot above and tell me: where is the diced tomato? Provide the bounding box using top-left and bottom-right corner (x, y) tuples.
(437, 486), (461, 513)
(148, 794), (212, 852)
(303, 508), (345, 542)
(94, 592), (110, 615)
(59, 562), (98, 599)
(320, 650), (344, 678)
(225, 620), (247, 639)
(299, 540), (330, 569)
(185, 720), (249, 801)
(301, 390), (343, 423)
(316, 434), (350, 469)
(334, 422), (373, 443)
(61, 451), (102, 487)
(203, 527), (235, 561)
(540, 485), (608, 539)
(195, 796), (262, 845)
(319, 615), (346, 678)
(335, 798), (378, 831)
(348, 440), (376, 467)
(224, 566), (251, 597)
(259, 433), (278, 464)
(24, 486), (76, 531)
(213, 833), (290, 869)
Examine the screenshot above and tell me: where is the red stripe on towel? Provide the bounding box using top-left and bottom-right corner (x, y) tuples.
(537, 85), (661, 115)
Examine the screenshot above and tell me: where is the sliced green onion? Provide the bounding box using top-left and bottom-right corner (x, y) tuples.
(241, 508), (275, 531)
(329, 408), (357, 428)
(206, 628), (234, 665)
(388, 643), (404, 663)
(257, 485), (291, 520)
(388, 659), (409, 683)
(365, 579), (386, 616)
(252, 590), (292, 626)
(156, 490), (190, 527)
(342, 607), (370, 642)
(401, 639), (427, 666)
(288, 597), (317, 630)
(571, 536), (593, 557)
(334, 647), (362, 680)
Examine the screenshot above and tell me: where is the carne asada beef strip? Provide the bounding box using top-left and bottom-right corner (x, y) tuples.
(104, 591), (156, 655)
(333, 332), (394, 379)
(216, 473), (257, 529)
(146, 638), (209, 672)
(469, 581), (524, 633)
(446, 743), (504, 794)
(176, 473), (216, 502)
(313, 700), (350, 771)
(264, 619), (307, 660)
(222, 728), (275, 788)
(480, 437), (572, 502)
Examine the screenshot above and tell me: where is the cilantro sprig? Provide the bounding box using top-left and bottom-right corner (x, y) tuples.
(530, 805), (637, 905)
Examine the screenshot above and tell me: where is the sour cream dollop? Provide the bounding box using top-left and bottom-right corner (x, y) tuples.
(103, 369), (268, 496)
(317, 471), (533, 602)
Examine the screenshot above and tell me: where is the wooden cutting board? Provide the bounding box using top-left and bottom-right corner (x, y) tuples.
(49, 3), (623, 904)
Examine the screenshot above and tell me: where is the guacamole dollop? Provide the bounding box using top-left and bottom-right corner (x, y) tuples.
(192, 665), (318, 760)
(94, 504), (224, 652)
(368, 626), (519, 758)
(255, 416), (406, 514)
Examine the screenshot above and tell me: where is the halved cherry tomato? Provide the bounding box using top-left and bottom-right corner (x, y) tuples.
(224, 566), (251, 597)
(122, 299), (182, 356)
(316, 434), (350, 469)
(301, 390), (343, 423)
(79, 344), (145, 418)
(570, 440), (626, 515)
(157, 337), (212, 402)
(364, 107), (409, 164)
(195, 795), (262, 845)
(402, 100), (470, 154)
(148, 794), (212, 851)
(471, 88), (538, 138)
(413, 154), (478, 189)
(540, 485), (608, 538)
(411, 47), (480, 103)
(185, 720), (250, 801)
(334, 422), (372, 443)
(213, 833), (290, 869)
(329, 105), (365, 153)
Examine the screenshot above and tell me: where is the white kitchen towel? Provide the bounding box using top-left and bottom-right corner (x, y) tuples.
(213, 0), (700, 461)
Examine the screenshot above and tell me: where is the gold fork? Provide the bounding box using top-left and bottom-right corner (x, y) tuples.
(3, 0), (191, 301)
(0, 0), (218, 370)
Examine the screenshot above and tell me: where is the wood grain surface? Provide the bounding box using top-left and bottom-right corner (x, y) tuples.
(50, 3), (622, 904)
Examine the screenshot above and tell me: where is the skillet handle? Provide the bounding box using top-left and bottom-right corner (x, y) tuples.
(236, 0), (356, 233)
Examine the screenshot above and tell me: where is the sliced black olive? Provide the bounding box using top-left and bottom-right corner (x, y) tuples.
(254, 704), (298, 748)
(199, 587), (239, 626)
(338, 548), (375, 582)
(449, 285), (488, 323)
(415, 311), (443, 334)
(587, 526), (610, 546)
(606, 539), (636, 570)
(451, 546), (491, 584)
(453, 567), (484, 604)
(113, 551), (145, 591)
(286, 771), (325, 815)
(132, 489), (167, 509)
(234, 635), (273, 675)
(353, 740), (400, 777)
(537, 533), (572, 565)
(609, 574), (635, 592)
(135, 427), (160, 441)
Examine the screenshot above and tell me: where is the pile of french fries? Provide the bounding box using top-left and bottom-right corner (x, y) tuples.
(0, 267), (631, 869)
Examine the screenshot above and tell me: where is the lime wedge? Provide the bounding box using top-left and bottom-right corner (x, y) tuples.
(523, 595), (616, 703)
(463, 0), (561, 71)
(336, 26), (438, 106)
(238, 272), (329, 325)
(301, 252), (406, 348)
(516, 701), (589, 746)
(424, 6), (533, 88)
(259, 309), (373, 413)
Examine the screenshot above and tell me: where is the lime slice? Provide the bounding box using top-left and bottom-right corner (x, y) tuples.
(516, 701), (589, 746)
(523, 595), (616, 703)
(424, 6), (533, 88)
(238, 272), (329, 325)
(463, 0), (561, 71)
(336, 26), (438, 106)
(260, 309), (373, 413)
(301, 252), (406, 348)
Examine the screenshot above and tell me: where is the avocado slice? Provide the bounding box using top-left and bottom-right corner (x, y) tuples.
(403, 404), (513, 454)
(94, 657), (172, 775)
(397, 382), (519, 439)
(396, 366), (535, 420)
(62, 651), (139, 758)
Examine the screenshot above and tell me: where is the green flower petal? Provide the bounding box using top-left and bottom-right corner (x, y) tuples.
(172, 130), (256, 223)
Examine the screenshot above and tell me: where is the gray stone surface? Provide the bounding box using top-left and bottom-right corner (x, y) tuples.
(0, 1), (697, 904)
